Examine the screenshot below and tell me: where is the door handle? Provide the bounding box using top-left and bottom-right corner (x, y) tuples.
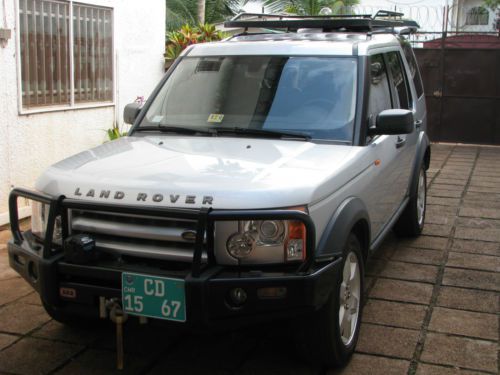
(415, 120), (423, 129)
(396, 136), (406, 149)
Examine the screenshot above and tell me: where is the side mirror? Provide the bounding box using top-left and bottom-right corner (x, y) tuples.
(123, 103), (142, 125)
(370, 109), (414, 135)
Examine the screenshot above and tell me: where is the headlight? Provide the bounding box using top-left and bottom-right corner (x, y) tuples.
(31, 201), (62, 242)
(259, 220), (286, 245)
(219, 214), (307, 265)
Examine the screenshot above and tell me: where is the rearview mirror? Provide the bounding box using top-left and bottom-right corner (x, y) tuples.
(370, 109), (414, 135)
(123, 103), (142, 125)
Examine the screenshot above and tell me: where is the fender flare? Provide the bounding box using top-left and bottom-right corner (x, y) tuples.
(315, 197), (371, 261)
(408, 132), (431, 197)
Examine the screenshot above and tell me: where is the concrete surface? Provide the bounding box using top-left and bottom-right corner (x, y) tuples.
(0, 144), (498, 374)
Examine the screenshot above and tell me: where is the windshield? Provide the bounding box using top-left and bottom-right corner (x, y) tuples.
(140, 56), (357, 142)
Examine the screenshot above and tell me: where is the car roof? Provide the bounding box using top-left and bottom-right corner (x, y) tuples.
(186, 32), (401, 57)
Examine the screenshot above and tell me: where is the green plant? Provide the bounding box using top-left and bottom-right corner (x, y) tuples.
(198, 22), (223, 41)
(106, 126), (128, 141)
(265, 0), (360, 15)
(166, 1), (263, 31)
(165, 23), (226, 61)
(484, 0), (500, 10)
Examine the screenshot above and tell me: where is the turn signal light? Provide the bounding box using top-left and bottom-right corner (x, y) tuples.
(285, 221), (306, 262)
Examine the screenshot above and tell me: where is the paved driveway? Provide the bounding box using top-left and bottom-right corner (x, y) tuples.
(0, 144), (498, 375)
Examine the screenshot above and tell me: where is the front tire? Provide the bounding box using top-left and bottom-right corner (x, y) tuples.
(394, 165), (427, 237)
(295, 233), (364, 368)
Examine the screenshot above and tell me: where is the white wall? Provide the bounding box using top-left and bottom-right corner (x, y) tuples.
(0, 0), (166, 224)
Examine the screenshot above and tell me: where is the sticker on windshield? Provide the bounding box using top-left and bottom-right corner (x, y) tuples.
(152, 115), (164, 123)
(207, 114), (224, 123)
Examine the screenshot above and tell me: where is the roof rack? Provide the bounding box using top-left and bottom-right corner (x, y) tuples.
(224, 11), (419, 33)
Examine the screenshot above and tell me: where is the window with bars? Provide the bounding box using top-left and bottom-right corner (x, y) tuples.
(465, 6), (489, 26)
(19, 0), (113, 109)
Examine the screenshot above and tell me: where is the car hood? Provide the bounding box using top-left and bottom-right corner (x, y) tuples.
(36, 136), (364, 209)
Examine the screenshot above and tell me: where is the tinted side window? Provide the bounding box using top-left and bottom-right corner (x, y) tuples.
(402, 42), (424, 98)
(386, 51), (412, 110)
(367, 54), (392, 129)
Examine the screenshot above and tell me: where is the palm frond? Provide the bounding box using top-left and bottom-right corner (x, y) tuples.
(263, 0), (359, 15)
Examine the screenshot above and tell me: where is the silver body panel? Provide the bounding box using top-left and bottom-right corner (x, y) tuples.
(35, 32), (426, 263)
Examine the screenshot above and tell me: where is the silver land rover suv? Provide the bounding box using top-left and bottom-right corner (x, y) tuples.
(8, 11), (429, 367)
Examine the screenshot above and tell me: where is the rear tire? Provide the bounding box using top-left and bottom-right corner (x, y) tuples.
(394, 165), (426, 237)
(295, 233), (364, 368)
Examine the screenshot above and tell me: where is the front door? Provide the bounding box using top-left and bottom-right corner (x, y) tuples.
(385, 50), (418, 204)
(364, 54), (402, 237)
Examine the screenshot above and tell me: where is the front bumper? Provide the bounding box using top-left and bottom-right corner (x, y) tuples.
(8, 239), (341, 326)
(8, 188), (342, 327)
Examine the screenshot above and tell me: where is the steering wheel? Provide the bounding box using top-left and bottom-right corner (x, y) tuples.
(286, 98), (333, 125)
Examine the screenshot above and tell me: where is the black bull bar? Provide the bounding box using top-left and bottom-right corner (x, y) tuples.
(9, 187), (317, 277)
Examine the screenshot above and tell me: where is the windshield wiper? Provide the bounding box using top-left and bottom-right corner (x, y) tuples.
(136, 125), (213, 135)
(135, 125), (312, 141)
(210, 127), (312, 141)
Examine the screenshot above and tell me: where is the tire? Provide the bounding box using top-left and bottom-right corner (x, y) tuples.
(295, 233), (365, 368)
(394, 165), (427, 237)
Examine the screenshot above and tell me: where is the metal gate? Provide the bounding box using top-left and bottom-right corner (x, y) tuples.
(414, 46), (500, 145)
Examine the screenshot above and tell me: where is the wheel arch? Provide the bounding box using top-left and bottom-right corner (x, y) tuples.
(408, 132), (430, 197)
(315, 197), (371, 262)
(351, 219), (370, 262)
(423, 144), (431, 170)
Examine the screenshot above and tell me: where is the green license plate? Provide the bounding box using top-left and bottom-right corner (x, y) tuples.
(121, 273), (186, 322)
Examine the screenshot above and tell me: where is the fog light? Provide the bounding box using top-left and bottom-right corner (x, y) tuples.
(227, 232), (255, 259)
(228, 288), (247, 307)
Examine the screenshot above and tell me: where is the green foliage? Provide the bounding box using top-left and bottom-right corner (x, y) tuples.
(166, 0), (257, 31)
(166, 0), (197, 31)
(166, 23), (227, 60)
(266, 0), (360, 15)
(106, 126), (127, 141)
(484, 0), (500, 10)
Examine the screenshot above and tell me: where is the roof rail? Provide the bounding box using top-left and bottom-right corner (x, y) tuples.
(224, 11), (419, 33)
(229, 12), (374, 21)
(373, 10), (404, 19)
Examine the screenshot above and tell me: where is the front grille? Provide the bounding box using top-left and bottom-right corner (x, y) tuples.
(70, 210), (205, 262)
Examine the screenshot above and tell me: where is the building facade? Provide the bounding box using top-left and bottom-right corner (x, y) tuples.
(0, 0), (166, 224)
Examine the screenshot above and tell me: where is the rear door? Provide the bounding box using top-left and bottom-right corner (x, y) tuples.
(401, 41), (426, 135)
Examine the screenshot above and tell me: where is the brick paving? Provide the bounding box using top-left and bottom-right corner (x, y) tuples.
(0, 144), (499, 374)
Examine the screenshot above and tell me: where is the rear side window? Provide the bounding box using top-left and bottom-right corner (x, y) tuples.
(367, 54), (392, 128)
(386, 51), (412, 110)
(402, 42), (424, 98)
